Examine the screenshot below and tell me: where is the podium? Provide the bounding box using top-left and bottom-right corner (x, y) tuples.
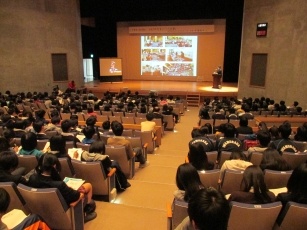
(212, 73), (222, 89)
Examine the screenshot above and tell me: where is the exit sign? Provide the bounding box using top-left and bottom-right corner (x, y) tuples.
(256, 23), (268, 37)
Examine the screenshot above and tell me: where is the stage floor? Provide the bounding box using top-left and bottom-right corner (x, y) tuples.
(83, 80), (238, 98)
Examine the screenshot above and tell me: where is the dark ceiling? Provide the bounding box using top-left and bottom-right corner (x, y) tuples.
(79, 0), (244, 82)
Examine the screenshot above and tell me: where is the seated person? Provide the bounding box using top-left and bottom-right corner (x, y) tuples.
(236, 116), (253, 135)
(18, 132), (43, 158)
(247, 130), (271, 156)
(294, 124), (307, 142)
(219, 151), (252, 184)
(107, 121), (149, 168)
(216, 123), (243, 159)
(0, 150), (27, 184)
(189, 128), (215, 152)
(46, 134), (70, 158)
(33, 121), (49, 140)
(260, 148), (291, 171)
(212, 108), (226, 120)
(28, 153), (97, 222)
(60, 119), (80, 147)
(100, 120), (112, 135)
(85, 116), (97, 128)
(81, 126), (96, 144)
(269, 122), (298, 153)
(152, 107), (167, 129)
(175, 188), (230, 230)
(188, 141), (215, 171)
(44, 116), (62, 134)
(174, 163), (205, 202)
(81, 141), (131, 191)
(141, 113), (156, 136)
(226, 107), (238, 120)
(228, 165), (275, 203)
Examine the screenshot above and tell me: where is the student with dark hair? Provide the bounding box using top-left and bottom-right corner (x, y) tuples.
(47, 134), (70, 158)
(19, 132), (43, 158)
(107, 121), (148, 168)
(294, 124), (307, 141)
(229, 165), (275, 203)
(85, 116), (97, 127)
(188, 142), (215, 171)
(0, 151), (27, 184)
(35, 109), (48, 125)
(176, 188), (230, 230)
(33, 120), (49, 140)
(236, 116), (253, 134)
(269, 122), (298, 153)
(226, 107), (238, 120)
(44, 115), (62, 134)
(28, 153), (97, 222)
(269, 125), (280, 141)
(81, 126), (96, 144)
(247, 130), (271, 155)
(189, 127), (215, 153)
(60, 119), (80, 147)
(174, 163), (205, 202)
(219, 151), (252, 183)
(141, 112), (156, 136)
(260, 148), (291, 171)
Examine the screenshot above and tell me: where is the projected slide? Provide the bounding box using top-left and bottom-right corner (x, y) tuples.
(141, 36), (197, 76)
(99, 58), (122, 76)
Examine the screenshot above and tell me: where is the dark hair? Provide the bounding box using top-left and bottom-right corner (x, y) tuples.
(239, 116), (248, 127)
(51, 116), (61, 125)
(176, 163), (204, 202)
(230, 151), (247, 161)
(258, 122), (268, 132)
(36, 153), (61, 180)
(241, 165), (272, 204)
(269, 125), (279, 140)
(188, 188), (230, 230)
(223, 123), (236, 138)
(256, 130), (271, 147)
(294, 125), (307, 141)
(33, 120), (44, 133)
(146, 112), (154, 121)
(0, 137), (10, 152)
(111, 121), (123, 136)
(35, 109), (46, 119)
(278, 122), (292, 139)
(188, 142), (214, 170)
(86, 116), (97, 127)
(89, 141), (105, 154)
(49, 135), (66, 157)
(286, 163), (307, 203)
(82, 126), (95, 139)
(102, 120), (111, 130)
(0, 150), (18, 172)
(0, 188), (10, 214)
(21, 132), (37, 151)
(260, 148), (290, 171)
(61, 119), (73, 132)
(199, 125), (209, 135)
(191, 128), (202, 138)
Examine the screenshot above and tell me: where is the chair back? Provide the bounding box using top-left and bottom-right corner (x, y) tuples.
(122, 129), (134, 137)
(276, 202), (307, 230)
(17, 184), (84, 230)
(45, 130), (58, 139)
(218, 151), (232, 168)
(281, 152), (307, 170)
(220, 170), (244, 195)
(76, 142), (90, 152)
(292, 141), (307, 152)
(198, 169), (220, 190)
(171, 199), (188, 230)
(71, 160), (116, 200)
(206, 151), (218, 167)
(249, 152), (263, 166)
(105, 145), (135, 179)
(163, 115), (175, 130)
(96, 115), (108, 123)
(136, 113), (146, 118)
(58, 157), (76, 179)
(37, 139), (49, 151)
(134, 117), (146, 124)
(228, 201), (282, 230)
(264, 170), (292, 189)
(60, 113), (71, 120)
(109, 116), (122, 123)
(121, 116), (135, 124)
(0, 182), (29, 214)
(134, 130), (155, 152)
(17, 155), (38, 174)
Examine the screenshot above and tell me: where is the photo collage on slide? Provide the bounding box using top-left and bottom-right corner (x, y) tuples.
(141, 36), (197, 77)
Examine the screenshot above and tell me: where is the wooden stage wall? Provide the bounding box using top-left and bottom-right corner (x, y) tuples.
(83, 80), (238, 100)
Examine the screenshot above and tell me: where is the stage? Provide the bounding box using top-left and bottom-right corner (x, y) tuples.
(83, 80), (238, 99)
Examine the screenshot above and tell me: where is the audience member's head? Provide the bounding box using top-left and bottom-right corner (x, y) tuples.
(269, 125), (279, 140)
(21, 132), (37, 151)
(0, 151), (18, 172)
(0, 188), (10, 216)
(51, 116), (61, 125)
(261, 148), (290, 171)
(176, 163), (204, 202)
(287, 163), (307, 203)
(146, 112), (154, 121)
(256, 130), (271, 147)
(36, 153), (61, 180)
(0, 137), (10, 152)
(239, 116), (249, 127)
(223, 123), (236, 138)
(86, 116), (97, 127)
(33, 120), (44, 133)
(188, 188), (230, 230)
(278, 122), (292, 139)
(111, 121), (123, 136)
(188, 142), (213, 171)
(191, 128), (202, 138)
(49, 135), (66, 156)
(89, 141), (105, 154)
(61, 119), (73, 132)
(102, 120), (111, 131)
(82, 126), (96, 139)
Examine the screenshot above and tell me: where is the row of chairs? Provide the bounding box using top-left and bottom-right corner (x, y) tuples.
(0, 181), (84, 229)
(169, 198), (307, 230)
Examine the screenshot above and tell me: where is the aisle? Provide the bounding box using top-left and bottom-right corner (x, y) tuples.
(85, 107), (199, 229)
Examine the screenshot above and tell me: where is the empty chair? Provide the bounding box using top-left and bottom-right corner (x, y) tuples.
(281, 152), (307, 170)
(153, 118), (164, 135)
(17, 184), (84, 230)
(125, 112), (136, 117)
(249, 151), (263, 166)
(96, 115), (108, 123)
(113, 111), (125, 117)
(229, 119), (240, 128)
(228, 201), (282, 230)
(206, 151), (218, 167)
(0, 182), (29, 214)
(109, 116), (121, 123)
(36, 139), (49, 151)
(166, 199), (188, 230)
(122, 129), (134, 137)
(76, 113), (85, 121)
(274, 201), (307, 230)
(101, 111), (113, 116)
(125, 136), (148, 160)
(163, 114), (175, 130)
(60, 112), (71, 121)
(134, 117), (146, 124)
(220, 170), (244, 195)
(76, 142), (90, 152)
(105, 145), (135, 179)
(136, 113), (146, 118)
(264, 170), (292, 189)
(121, 116), (135, 124)
(198, 169), (220, 190)
(58, 157), (76, 179)
(71, 160), (116, 201)
(218, 151), (232, 169)
(17, 155), (38, 174)
(134, 130), (156, 153)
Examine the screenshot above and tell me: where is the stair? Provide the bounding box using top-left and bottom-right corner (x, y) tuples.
(186, 93), (200, 107)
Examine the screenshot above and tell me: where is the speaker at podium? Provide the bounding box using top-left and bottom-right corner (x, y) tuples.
(212, 66), (222, 89)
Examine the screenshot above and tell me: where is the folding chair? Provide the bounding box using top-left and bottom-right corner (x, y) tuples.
(198, 169), (220, 190)
(228, 201), (282, 230)
(281, 152), (307, 170)
(121, 116), (135, 124)
(134, 130), (156, 153)
(220, 169), (244, 195)
(264, 170), (292, 189)
(166, 199), (188, 230)
(58, 157), (76, 179)
(17, 184), (84, 230)
(17, 155), (38, 174)
(249, 151), (263, 166)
